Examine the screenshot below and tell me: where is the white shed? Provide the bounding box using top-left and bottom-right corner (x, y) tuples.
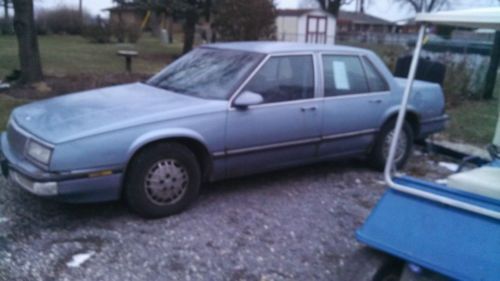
(276, 9), (336, 44)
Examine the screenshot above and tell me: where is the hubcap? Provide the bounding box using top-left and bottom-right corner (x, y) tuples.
(144, 159), (189, 206)
(382, 129), (408, 163)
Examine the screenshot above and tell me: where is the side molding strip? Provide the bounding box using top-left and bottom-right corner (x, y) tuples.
(212, 129), (378, 158)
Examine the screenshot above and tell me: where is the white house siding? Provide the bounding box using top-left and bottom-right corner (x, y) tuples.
(276, 10), (336, 44)
(276, 16), (300, 41)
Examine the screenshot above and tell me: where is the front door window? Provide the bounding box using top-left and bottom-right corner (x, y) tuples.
(243, 55), (315, 104)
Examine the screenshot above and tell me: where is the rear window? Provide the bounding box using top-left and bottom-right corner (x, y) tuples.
(322, 55), (369, 96)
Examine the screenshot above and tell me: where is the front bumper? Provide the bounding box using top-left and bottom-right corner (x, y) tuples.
(1, 132), (123, 203)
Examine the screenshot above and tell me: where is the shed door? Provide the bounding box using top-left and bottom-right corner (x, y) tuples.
(306, 15), (327, 43)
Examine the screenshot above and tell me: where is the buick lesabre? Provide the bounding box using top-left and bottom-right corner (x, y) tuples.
(0, 42), (448, 217)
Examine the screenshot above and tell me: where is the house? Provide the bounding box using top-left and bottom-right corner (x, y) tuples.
(276, 9), (336, 44)
(337, 11), (394, 34)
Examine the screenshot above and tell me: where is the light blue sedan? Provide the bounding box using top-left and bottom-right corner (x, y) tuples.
(0, 42), (447, 217)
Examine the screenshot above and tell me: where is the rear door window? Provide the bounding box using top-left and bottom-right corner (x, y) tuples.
(322, 55), (369, 97)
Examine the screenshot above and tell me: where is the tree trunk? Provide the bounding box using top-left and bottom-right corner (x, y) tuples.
(182, 9), (197, 54)
(12, 0), (43, 83)
(484, 31), (500, 100)
(2, 0), (9, 34)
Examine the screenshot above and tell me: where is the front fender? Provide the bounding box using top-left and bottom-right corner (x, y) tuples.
(127, 128), (209, 160)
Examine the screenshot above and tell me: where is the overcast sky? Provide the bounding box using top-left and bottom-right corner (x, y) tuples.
(33, 0), (500, 21)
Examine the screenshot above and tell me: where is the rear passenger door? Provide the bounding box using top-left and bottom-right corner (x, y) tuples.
(319, 54), (391, 158)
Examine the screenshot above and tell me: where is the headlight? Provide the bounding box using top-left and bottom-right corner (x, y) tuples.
(26, 140), (52, 165)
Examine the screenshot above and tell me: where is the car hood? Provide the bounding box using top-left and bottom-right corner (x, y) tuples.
(12, 83), (225, 143)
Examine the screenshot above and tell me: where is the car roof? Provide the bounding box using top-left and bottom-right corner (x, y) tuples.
(204, 41), (371, 55)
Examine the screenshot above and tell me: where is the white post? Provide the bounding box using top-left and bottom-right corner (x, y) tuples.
(384, 24), (426, 182)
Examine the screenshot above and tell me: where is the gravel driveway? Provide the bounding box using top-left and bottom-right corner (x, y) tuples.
(0, 152), (452, 281)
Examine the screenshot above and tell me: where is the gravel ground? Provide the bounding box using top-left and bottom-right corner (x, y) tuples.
(0, 151), (453, 281)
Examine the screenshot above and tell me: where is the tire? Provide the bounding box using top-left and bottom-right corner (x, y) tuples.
(338, 248), (403, 281)
(370, 120), (414, 171)
(125, 142), (201, 218)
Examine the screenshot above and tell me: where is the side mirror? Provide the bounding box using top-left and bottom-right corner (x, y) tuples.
(233, 91), (263, 109)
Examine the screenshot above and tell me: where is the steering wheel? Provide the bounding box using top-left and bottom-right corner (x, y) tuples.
(487, 144), (500, 160)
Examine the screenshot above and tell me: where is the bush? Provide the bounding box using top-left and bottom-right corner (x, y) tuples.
(111, 23), (142, 43)
(83, 18), (112, 44)
(36, 6), (91, 35)
(212, 0), (276, 41)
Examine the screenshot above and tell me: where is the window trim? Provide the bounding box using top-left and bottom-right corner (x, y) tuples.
(361, 55), (391, 93)
(229, 52), (317, 110)
(320, 53), (372, 98)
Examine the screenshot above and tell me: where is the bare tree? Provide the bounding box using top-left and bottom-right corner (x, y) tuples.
(392, 0), (449, 12)
(315, 0), (355, 17)
(1, 0), (12, 34)
(12, 0), (43, 83)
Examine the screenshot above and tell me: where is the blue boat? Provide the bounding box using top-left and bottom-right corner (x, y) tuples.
(351, 7), (500, 281)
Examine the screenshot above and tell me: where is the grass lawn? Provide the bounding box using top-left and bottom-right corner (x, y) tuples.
(0, 34), (182, 78)
(0, 34), (182, 131)
(0, 95), (28, 131)
(445, 98), (499, 146)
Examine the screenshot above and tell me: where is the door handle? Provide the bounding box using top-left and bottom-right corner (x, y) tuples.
(301, 106), (317, 112)
(369, 99), (382, 104)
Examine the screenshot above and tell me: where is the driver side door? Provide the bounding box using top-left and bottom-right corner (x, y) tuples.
(224, 54), (322, 178)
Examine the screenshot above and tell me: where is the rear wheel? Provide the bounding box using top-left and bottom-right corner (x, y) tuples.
(125, 142), (201, 218)
(370, 120), (414, 171)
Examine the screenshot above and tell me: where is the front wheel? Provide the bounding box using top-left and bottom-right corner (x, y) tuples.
(370, 120), (414, 171)
(125, 142), (201, 218)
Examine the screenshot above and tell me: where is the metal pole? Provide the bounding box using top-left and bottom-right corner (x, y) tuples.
(384, 24), (426, 180)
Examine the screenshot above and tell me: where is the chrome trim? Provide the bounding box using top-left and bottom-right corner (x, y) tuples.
(226, 137), (322, 156)
(421, 115), (449, 124)
(212, 151), (225, 158)
(322, 129), (377, 141)
(213, 128), (378, 157)
(321, 91), (391, 101)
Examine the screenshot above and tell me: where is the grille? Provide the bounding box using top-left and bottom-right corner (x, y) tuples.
(6, 122), (28, 158)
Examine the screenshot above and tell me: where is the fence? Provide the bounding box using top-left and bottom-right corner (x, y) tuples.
(276, 31), (418, 46)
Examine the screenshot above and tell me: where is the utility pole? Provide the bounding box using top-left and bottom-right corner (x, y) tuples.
(355, 0), (364, 13)
(79, 0), (83, 26)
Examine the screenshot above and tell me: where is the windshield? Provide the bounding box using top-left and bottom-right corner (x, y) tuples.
(147, 48), (263, 100)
